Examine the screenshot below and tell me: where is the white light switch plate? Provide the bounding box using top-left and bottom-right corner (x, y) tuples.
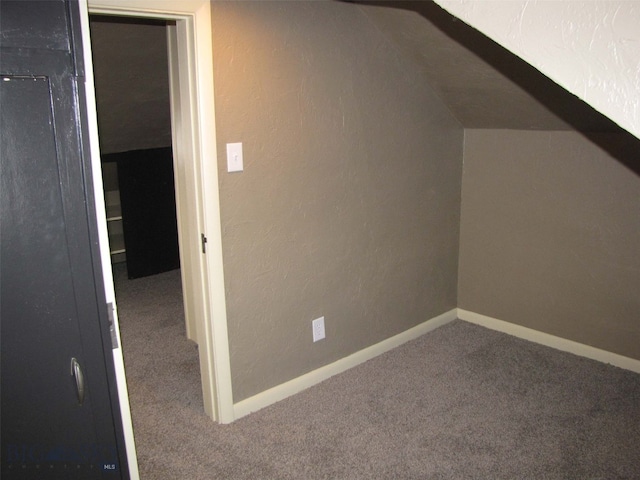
(226, 142), (243, 172)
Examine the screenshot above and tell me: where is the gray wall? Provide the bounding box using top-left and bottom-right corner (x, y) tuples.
(90, 18), (171, 154)
(211, 1), (463, 402)
(459, 129), (640, 359)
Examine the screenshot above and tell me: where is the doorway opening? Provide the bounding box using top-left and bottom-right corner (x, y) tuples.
(84, 1), (234, 443)
(89, 9), (205, 447)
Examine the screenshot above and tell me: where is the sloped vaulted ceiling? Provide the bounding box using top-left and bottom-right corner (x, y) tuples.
(355, 0), (620, 132)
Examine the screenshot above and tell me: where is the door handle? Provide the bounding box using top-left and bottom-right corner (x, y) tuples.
(70, 357), (85, 406)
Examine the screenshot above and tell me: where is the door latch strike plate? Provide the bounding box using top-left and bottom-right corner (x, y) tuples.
(107, 302), (119, 349)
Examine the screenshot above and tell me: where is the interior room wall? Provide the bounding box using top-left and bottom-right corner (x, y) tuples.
(211, 0), (463, 402)
(458, 129), (640, 360)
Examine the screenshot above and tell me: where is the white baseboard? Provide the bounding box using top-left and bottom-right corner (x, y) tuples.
(233, 308), (458, 420)
(457, 308), (640, 374)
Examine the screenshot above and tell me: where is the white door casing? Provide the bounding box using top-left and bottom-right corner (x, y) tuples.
(80, 2), (234, 477)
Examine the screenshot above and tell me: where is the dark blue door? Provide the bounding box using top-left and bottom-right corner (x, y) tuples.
(1, 1), (129, 478)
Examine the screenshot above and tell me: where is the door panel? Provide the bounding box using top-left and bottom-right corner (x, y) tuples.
(0, 76), (116, 477)
(1, 1), (128, 478)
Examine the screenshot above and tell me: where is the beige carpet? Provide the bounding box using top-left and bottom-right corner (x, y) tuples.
(114, 266), (640, 479)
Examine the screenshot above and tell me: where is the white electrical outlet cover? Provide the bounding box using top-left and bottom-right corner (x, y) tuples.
(312, 316), (325, 342)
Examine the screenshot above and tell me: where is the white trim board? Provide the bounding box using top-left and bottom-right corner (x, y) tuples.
(457, 309), (640, 374)
(233, 309), (458, 420)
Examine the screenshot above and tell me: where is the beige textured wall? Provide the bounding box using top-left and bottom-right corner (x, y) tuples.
(211, 1), (463, 402)
(459, 129), (640, 359)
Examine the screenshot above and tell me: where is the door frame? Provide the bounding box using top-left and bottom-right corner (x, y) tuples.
(80, 0), (233, 440)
